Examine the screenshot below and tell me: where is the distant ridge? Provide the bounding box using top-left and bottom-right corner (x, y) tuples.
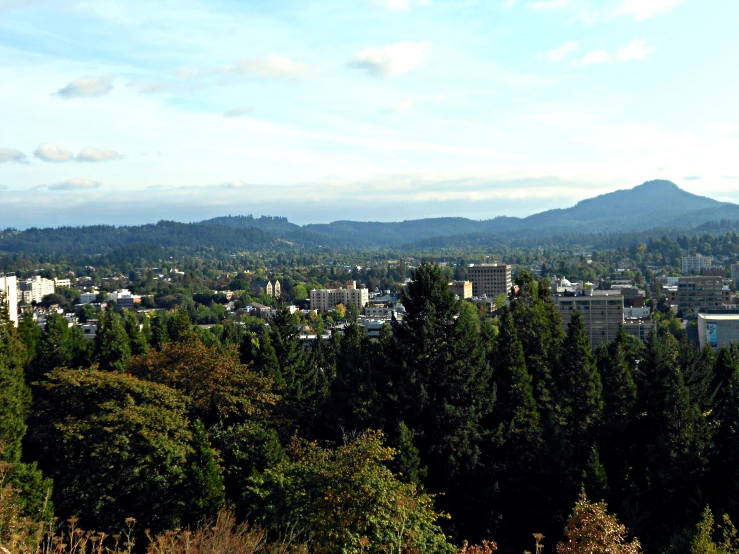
(199, 180), (739, 247)
(4, 180), (739, 255)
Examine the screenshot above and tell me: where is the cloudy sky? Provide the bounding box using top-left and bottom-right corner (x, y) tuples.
(1, 0), (738, 228)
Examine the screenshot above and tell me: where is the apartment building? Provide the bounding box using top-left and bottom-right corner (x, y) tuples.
(310, 281), (369, 312)
(18, 275), (55, 304)
(682, 255), (712, 274)
(467, 264), (512, 298)
(0, 273), (19, 325)
(554, 291), (624, 347)
(677, 276), (722, 314)
(449, 280), (473, 299)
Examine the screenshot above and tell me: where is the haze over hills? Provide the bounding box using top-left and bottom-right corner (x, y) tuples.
(3, 180), (739, 256)
(199, 180), (739, 247)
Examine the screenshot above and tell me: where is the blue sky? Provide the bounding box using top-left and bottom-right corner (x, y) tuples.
(1, 0), (738, 228)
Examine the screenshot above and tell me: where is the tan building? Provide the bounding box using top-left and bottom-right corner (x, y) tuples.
(310, 281), (369, 312)
(467, 264), (512, 298)
(682, 255), (712, 274)
(554, 291), (624, 347)
(677, 276), (722, 314)
(265, 280), (281, 298)
(0, 273), (19, 325)
(18, 275), (55, 304)
(449, 280), (473, 299)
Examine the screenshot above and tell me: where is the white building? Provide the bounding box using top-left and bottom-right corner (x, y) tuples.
(682, 255), (712, 274)
(80, 290), (100, 304)
(18, 275), (55, 304)
(310, 281), (369, 312)
(54, 278), (72, 288)
(0, 273), (19, 325)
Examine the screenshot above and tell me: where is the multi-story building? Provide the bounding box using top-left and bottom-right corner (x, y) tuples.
(18, 275), (55, 304)
(682, 255), (712, 274)
(697, 313), (739, 349)
(449, 280), (473, 299)
(0, 273), (19, 325)
(554, 291), (624, 347)
(310, 281), (369, 312)
(467, 264), (512, 298)
(266, 280), (281, 298)
(80, 290), (100, 304)
(677, 276), (722, 314)
(623, 318), (654, 342)
(732, 264), (739, 284)
(54, 278), (72, 288)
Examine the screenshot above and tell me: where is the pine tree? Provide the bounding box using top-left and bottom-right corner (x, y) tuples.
(186, 419), (226, 521)
(124, 310), (149, 356)
(713, 346), (738, 411)
(94, 309), (132, 372)
(558, 309), (603, 462)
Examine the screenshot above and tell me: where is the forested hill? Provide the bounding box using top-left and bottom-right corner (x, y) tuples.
(3, 180), (739, 255)
(197, 180), (739, 247)
(0, 221), (275, 257)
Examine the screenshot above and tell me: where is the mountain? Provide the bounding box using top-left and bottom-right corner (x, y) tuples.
(2, 180), (737, 256)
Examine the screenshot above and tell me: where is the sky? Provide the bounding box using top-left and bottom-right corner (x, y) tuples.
(1, 0), (738, 228)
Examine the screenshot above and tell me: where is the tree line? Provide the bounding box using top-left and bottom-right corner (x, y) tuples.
(2, 262), (739, 552)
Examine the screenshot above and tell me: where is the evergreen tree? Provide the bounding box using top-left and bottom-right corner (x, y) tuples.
(167, 307), (198, 344)
(94, 309), (131, 372)
(558, 309), (603, 462)
(713, 346), (739, 411)
(186, 419), (226, 521)
(388, 261), (493, 541)
(124, 310), (149, 356)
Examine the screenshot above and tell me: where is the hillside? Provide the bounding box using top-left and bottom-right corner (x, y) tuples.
(2, 180), (737, 255)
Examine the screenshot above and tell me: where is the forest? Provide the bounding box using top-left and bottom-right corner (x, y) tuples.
(2, 262), (739, 553)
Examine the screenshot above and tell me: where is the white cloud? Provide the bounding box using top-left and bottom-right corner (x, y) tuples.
(127, 80), (173, 94)
(578, 50), (610, 66)
(46, 178), (102, 191)
(382, 101), (412, 114)
(617, 39), (654, 61)
(350, 41), (430, 78)
(0, 148), (26, 163)
(616, 0), (685, 21)
(222, 55), (312, 80)
(223, 106), (252, 118)
(56, 76), (114, 98)
(34, 143), (74, 162)
(77, 147), (121, 162)
(372, 0), (430, 9)
(528, 0), (569, 11)
(542, 40), (578, 62)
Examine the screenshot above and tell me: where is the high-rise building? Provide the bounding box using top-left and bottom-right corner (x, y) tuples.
(554, 291), (624, 347)
(18, 275), (55, 304)
(310, 281), (368, 312)
(682, 255), (712, 274)
(449, 280), (473, 299)
(677, 276), (722, 314)
(0, 273), (19, 325)
(467, 264), (512, 298)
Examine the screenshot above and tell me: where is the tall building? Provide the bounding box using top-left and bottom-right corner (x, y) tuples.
(0, 273), (19, 325)
(467, 264), (512, 298)
(554, 291), (624, 347)
(449, 280), (472, 299)
(682, 255), (712, 274)
(265, 280), (282, 298)
(310, 281), (368, 312)
(677, 276), (722, 314)
(731, 264), (739, 283)
(18, 275), (55, 304)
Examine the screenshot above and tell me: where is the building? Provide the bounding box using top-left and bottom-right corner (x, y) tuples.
(467, 264), (512, 298)
(682, 255), (712, 274)
(697, 313), (739, 349)
(107, 289), (139, 309)
(54, 278), (72, 288)
(677, 276), (722, 314)
(80, 290), (99, 304)
(732, 264), (739, 284)
(0, 273), (19, 325)
(310, 281), (369, 312)
(623, 319), (654, 342)
(449, 280), (472, 299)
(554, 291), (624, 347)
(265, 280), (281, 298)
(18, 275), (55, 304)
(364, 305), (399, 319)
